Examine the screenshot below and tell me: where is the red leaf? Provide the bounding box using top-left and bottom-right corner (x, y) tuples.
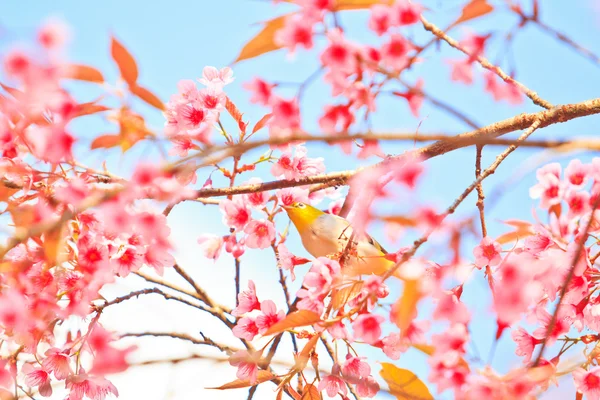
(130, 84), (165, 111)
(209, 370), (275, 390)
(234, 14), (290, 63)
(252, 113), (272, 134)
(225, 96), (247, 133)
(300, 384), (321, 400)
(64, 64), (104, 83)
(263, 310), (322, 336)
(452, 0), (494, 26)
(110, 36), (138, 86)
(91, 134), (120, 150)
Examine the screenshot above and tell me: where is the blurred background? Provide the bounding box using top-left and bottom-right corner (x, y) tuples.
(3, 0), (600, 398)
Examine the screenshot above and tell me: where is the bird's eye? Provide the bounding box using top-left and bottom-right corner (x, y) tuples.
(297, 202), (305, 208)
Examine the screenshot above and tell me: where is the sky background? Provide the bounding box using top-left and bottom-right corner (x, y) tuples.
(3, 0), (600, 399)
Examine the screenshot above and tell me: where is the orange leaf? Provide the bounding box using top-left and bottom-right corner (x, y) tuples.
(0, 83), (25, 100)
(296, 333), (320, 370)
(91, 134), (120, 150)
(209, 370), (275, 390)
(452, 0), (494, 26)
(252, 113), (272, 134)
(234, 14), (290, 63)
(43, 225), (65, 266)
(0, 185), (19, 203)
(333, 0), (392, 11)
(331, 281), (363, 310)
(496, 219), (534, 244)
(300, 384), (321, 400)
(110, 36), (138, 86)
(379, 363), (433, 400)
(130, 84), (165, 111)
(263, 310), (322, 336)
(412, 343), (435, 356)
(393, 279), (420, 335)
(380, 215), (417, 227)
(64, 65), (104, 83)
(74, 102), (110, 118)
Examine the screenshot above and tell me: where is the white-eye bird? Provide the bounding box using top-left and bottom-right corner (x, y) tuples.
(283, 202), (402, 279)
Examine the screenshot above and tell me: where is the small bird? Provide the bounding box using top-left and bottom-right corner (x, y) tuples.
(283, 202), (401, 279)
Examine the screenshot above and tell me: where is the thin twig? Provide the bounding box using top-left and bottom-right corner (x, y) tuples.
(120, 332), (236, 354)
(475, 145), (488, 237)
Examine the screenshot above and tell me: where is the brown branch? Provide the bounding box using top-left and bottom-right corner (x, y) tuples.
(193, 98), (600, 202)
(475, 145), (487, 237)
(419, 15), (553, 110)
(533, 194), (600, 365)
(120, 332), (235, 354)
(171, 263), (224, 312)
(381, 118), (543, 282)
(96, 287), (209, 312)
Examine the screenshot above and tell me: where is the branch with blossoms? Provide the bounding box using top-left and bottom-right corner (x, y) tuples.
(3, 1), (600, 400)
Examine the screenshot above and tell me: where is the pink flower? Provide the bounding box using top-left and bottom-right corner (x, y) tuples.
(198, 87), (226, 113)
(66, 372), (118, 400)
(381, 33), (412, 70)
(270, 95), (301, 131)
(276, 187), (310, 206)
(271, 146), (324, 181)
(197, 234), (224, 260)
(244, 219), (276, 249)
(23, 364), (52, 397)
(392, 0), (422, 26)
(320, 29), (357, 74)
(460, 32), (489, 59)
(277, 243), (310, 281)
(352, 313), (385, 344)
(244, 77), (274, 106)
(255, 300), (285, 334)
(243, 178), (270, 208)
(318, 366), (348, 398)
(304, 257), (341, 296)
(565, 159), (590, 188)
(229, 350), (260, 383)
(319, 104), (354, 134)
(368, 5), (392, 36)
(530, 163), (565, 209)
(566, 190), (591, 218)
(220, 197), (251, 231)
(394, 79), (425, 117)
(356, 375), (380, 397)
(232, 280), (260, 316)
(42, 348), (71, 380)
(198, 66), (234, 89)
(275, 14), (314, 53)
(433, 291), (470, 324)
(233, 317), (259, 341)
(37, 18), (71, 50)
(573, 367), (600, 400)
(511, 327), (540, 363)
(297, 289), (325, 315)
(26, 126), (75, 163)
(341, 355), (370, 380)
(225, 234), (246, 258)
(381, 332), (408, 360)
(473, 237), (502, 268)
(433, 323), (469, 353)
(448, 58), (474, 84)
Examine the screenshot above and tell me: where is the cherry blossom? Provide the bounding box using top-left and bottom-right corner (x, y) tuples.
(352, 313), (385, 344)
(573, 367), (600, 400)
(244, 219), (276, 249)
(473, 237), (502, 268)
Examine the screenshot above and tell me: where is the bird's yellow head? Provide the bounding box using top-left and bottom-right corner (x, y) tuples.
(282, 202), (324, 235)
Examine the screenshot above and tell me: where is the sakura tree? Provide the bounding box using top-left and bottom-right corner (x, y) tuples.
(2, 1), (600, 399)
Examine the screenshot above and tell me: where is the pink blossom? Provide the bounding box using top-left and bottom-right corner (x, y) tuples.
(225, 235), (246, 258)
(276, 243), (310, 281)
(3, 49), (32, 79)
(276, 187), (310, 207)
(533, 308), (570, 347)
(198, 66), (234, 89)
(320, 29), (357, 74)
(319, 104), (354, 134)
(255, 300), (285, 334)
(198, 87), (226, 113)
(368, 5), (392, 36)
(352, 313), (385, 344)
(573, 367), (600, 400)
(566, 190), (591, 218)
(433, 291), (471, 324)
(220, 197), (251, 231)
(25, 125), (75, 163)
(304, 257), (341, 296)
(318, 366), (348, 398)
(244, 77), (274, 106)
(473, 237), (502, 268)
(448, 58), (474, 84)
(233, 317), (259, 341)
(232, 280), (261, 316)
(66, 372), (118, 400)
(381, 33), (412, 70)
(270, 95), (301, 131)
(275, 14), (314, 53)
(42, 348), (71, 380)
(511, 327), (540, 363)
(342, 355), (371, 380)
(88, 327), (135, 375)
(381, 332), (407, 360)
(327, 321), (350, 340)
(297, 289), (325, 315)
(392, 0), (422, 26)
(176, 79), (199, 101)
(433, 323), (469, 353)
(565, 159), (590, 188)
(23, 364), (52, 397)
(460, 32), (489, 59)
(243, 178), (270, 208)
(394, 79), (425, 117)
(356, 375), (380, 398)
(244, 219), (276, 249)
(271, 146), (324, 181)
(229, 350), (260, 383)
(37, 18), (71, 50)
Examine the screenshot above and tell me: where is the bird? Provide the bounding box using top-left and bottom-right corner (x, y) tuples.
(282, 201), (403, 279)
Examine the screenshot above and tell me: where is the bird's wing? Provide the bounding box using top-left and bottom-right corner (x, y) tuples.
(365, 233), (388, 255)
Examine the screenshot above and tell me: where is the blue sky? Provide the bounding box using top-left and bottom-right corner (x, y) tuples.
(3, 0), (600, 399)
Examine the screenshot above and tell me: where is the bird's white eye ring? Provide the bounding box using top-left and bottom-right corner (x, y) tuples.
(297, 202), (305, 208)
